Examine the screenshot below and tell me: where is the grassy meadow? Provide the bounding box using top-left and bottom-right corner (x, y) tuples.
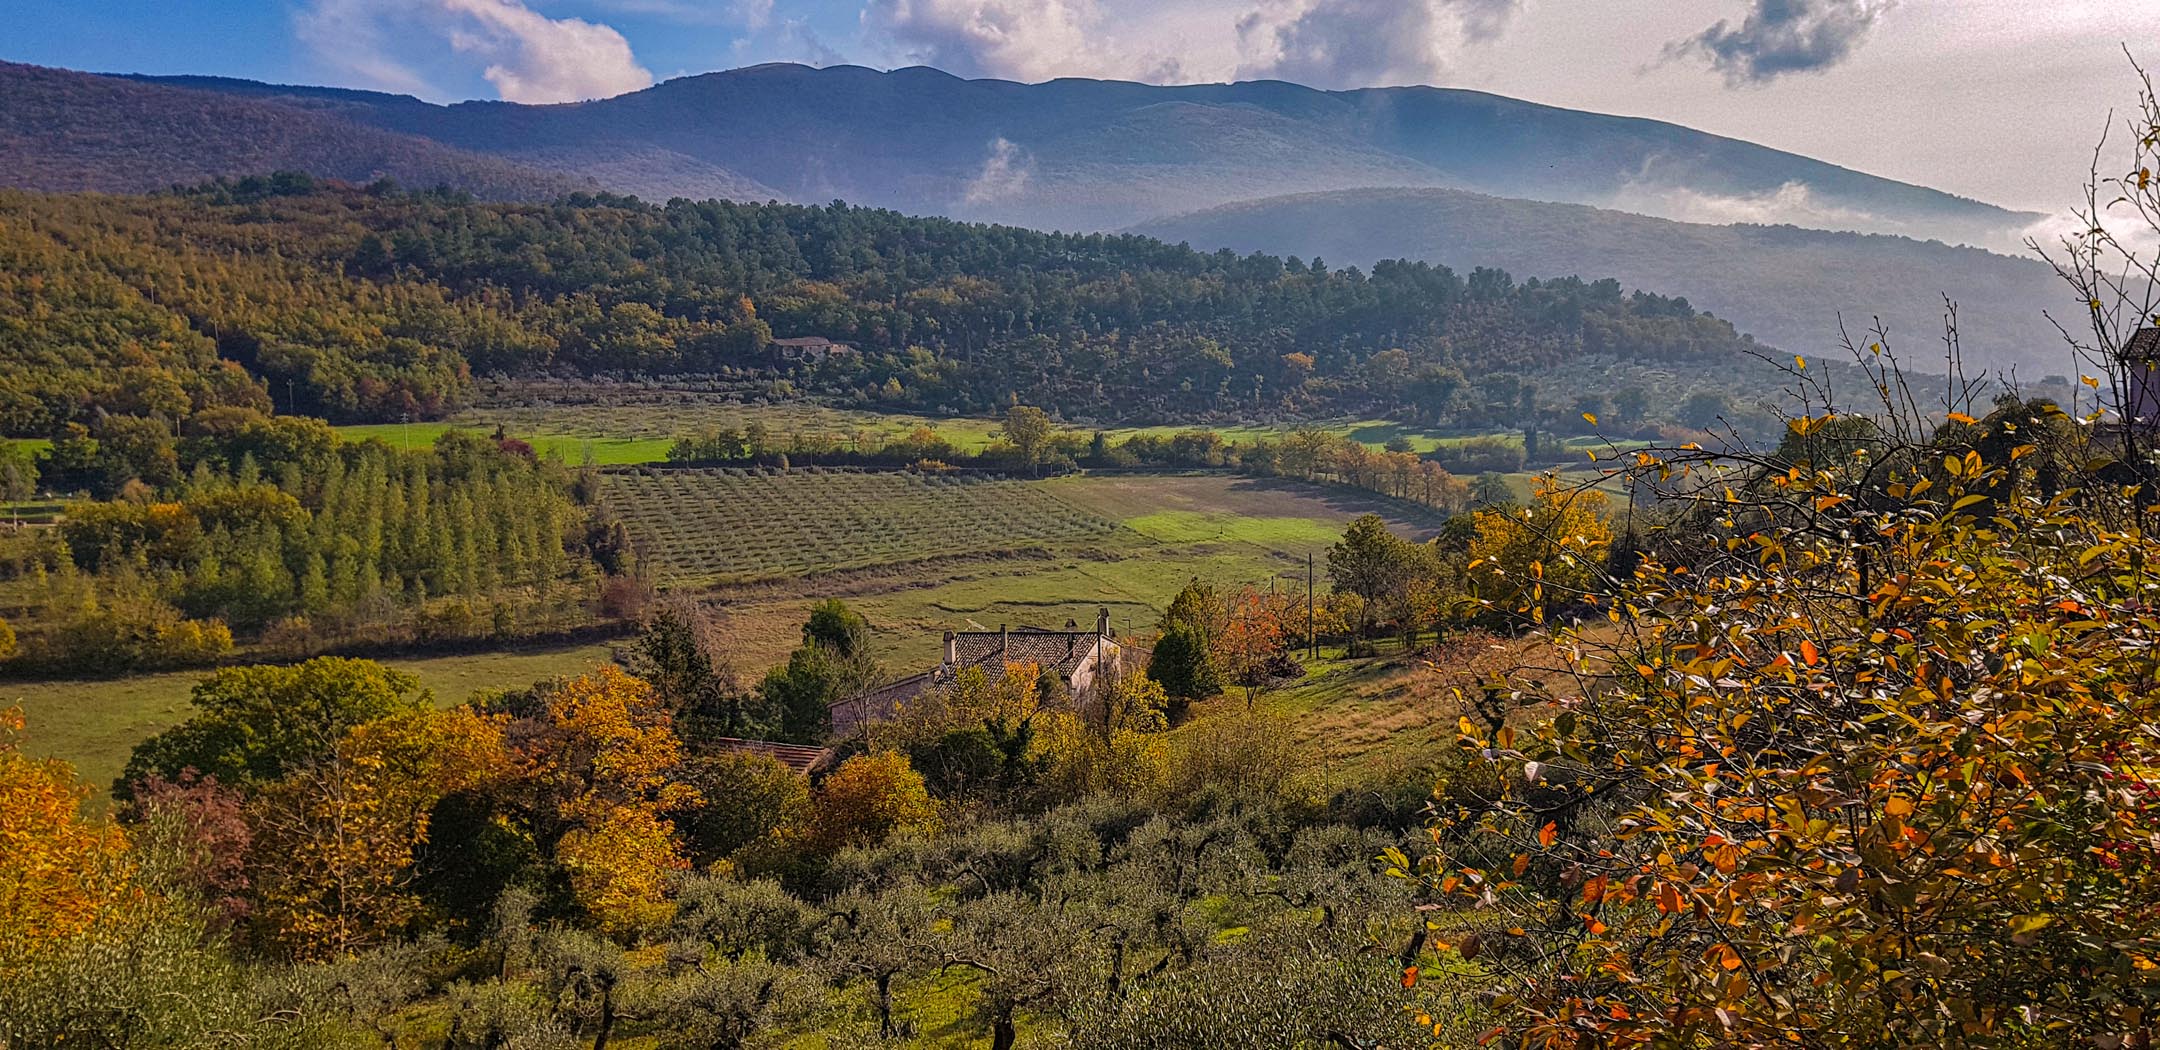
(334, 397), (1622, 467)
(6, 641), (619, 796)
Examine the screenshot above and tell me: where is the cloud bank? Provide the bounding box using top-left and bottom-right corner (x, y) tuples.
(1235, 0), (1518, 89)
(1667, 0), (1892, 86)
(299, 0), (654, 104)
(862, 0), (1136, 82)
(861, 0), (1515, 87)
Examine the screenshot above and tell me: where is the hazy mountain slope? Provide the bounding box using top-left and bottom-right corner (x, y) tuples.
(0, 62), (587, 201)
(1137, 187), (2075, 374)
(129, 64), (2033, 242)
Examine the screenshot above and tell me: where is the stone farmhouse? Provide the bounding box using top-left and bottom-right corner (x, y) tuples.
(830, 608), (1124, 737)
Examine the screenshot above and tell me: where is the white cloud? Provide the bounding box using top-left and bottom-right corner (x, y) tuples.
(1666, 0), (1892, 87)
(1233, 0), (1518, 88)
(298, 0), (654, 104)
(857, 0), (1516, 86)
(1606, 179), (1889, 234)
(962, 137), (1033, 205)
(864, 0), (1104, 81)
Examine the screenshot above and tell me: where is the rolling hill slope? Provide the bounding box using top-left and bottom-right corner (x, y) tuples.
(0, 62), (588, 201)
(1137, 187), (2077, 373)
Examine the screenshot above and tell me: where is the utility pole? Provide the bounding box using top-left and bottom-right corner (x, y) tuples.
(1307, 552), (1316, 661)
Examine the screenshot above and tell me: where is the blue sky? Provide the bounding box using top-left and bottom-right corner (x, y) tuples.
(10, 1), (2159, 214)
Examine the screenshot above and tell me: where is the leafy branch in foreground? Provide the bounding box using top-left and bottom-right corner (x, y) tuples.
(1410, 336), (2160, 1044)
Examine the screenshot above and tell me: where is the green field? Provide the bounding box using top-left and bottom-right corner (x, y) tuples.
(335, 422), (674, 466)
(336, 398), (1611, 468)
(338, 401), (1014, 464)
(5, 641), (619, 796)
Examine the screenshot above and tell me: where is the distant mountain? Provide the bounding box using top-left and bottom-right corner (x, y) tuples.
(1137, 187), (2078, 374)
(0, 62), (587, 201)
(47, 62), (2036, 245)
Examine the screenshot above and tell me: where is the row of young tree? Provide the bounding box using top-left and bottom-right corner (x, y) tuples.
(0, 413), (609, 675)
(1, 179), (1770, 434)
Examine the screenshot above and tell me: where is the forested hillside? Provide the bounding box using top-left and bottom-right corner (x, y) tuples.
(0, 63), (586, 202)
(0, 179), (1767, 433)
(1138, 187), (2076, 374)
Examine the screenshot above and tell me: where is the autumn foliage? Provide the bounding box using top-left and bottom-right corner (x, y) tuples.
(0, 707), (130, 964)
(1416, 400), (2160, 1046)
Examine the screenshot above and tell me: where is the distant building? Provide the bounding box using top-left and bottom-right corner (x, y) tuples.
(708, 737), (837, 777)
(2122, 327), (2160, 432)
(770, 336), (854, 363)
(831, 608), (1123, 738)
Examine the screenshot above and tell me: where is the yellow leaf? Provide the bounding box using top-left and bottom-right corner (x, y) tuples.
(1884, 796), (1915, 817)
(1946, 412), (1976, 424)
(1581, 411), (1598, 426)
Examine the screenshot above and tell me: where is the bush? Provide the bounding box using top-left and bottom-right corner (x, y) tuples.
(1146, 623), (1219, 713)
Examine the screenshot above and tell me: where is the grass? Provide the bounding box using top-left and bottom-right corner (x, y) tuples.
(339, 401), (1014, 465)
(336, 422), (673, 466)
(334, 398), (1619, 470)
(5, 641), (618, 797)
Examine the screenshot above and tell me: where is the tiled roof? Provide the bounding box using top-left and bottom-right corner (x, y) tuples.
(952, 629), (1103, 679)
(827, 627), (1119, 739)
(2127, 328), (2160, 361)
(709, 737), (835, 776)
(830, 670), (939, 737)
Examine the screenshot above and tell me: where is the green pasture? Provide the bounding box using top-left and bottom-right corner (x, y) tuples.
(333, 398), (1617, 468)
(6, 641), (618, 797)
(335, 422), (673, 466)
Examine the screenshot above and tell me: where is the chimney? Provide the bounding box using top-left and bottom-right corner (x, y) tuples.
(942, 630), (957, 667)
(1000, 624), (1009, 660)
(1096, 606), (1110, 639)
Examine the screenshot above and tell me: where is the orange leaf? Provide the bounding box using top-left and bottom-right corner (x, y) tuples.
(1799, 640), (1820, 667)
(1402, 965), (1420, 988)
(1538, 821), (1558, 848)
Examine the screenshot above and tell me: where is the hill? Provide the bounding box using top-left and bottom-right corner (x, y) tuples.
(15, 61), (2033, 245)
(0, 62), (588, 201)
(0, 183), (1765, 432)
(1136, 187), (2078, 373)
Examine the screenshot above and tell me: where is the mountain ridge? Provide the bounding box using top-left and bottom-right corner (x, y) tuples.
(72, 61), (2035, 243)
(1136, 185), (2073, 373)
(0, 62), (588, 201)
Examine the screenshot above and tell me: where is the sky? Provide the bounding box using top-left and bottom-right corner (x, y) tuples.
(10, 0), (2160, 215)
